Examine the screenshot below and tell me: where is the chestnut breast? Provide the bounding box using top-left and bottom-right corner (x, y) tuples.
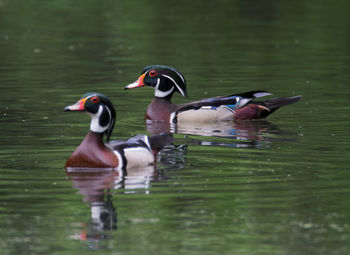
(145, 98), (177, 122)
(65, 131), (119, 169)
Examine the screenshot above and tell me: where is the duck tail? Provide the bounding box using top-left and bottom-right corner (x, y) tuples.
(235, 95), (302, 120)
(260, 95), (302, 113)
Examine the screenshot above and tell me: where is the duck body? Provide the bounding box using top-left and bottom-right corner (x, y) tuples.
(64, 93), (154, 173)
(173, 92), (301, 123)
(125, 65), (301, 123)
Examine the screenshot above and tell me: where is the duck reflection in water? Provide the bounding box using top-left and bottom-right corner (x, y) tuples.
(147, 120), (298, 149)
(65, 168), (150, 247)
(67, 147), (186, 247)
(66, 140), (186, 247)
(68, 171), (118, 234)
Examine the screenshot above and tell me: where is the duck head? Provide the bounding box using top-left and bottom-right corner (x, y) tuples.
(125, 65), (187, 99)
(64, 93), (116, 141)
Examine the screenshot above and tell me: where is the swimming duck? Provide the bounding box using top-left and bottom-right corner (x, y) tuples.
(64, 93), (154, 172)
(125, 65), (302, 123)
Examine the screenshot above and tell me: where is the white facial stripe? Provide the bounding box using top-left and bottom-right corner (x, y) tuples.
(154, 77), (160, 89)
(86, 94), (97, 99)
(155, 78), (174, 97)
(105, 106), (114, 135)
(174, 70), (185, 84)
(105, 106), (113, 123)
(161, 74), (185, 96)
(90, 105), (108, 133)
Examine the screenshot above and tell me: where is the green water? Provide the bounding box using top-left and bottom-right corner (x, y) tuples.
(1, 0), (350, 254)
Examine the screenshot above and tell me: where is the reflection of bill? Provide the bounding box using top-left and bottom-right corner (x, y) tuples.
(69, 196), (116, 249)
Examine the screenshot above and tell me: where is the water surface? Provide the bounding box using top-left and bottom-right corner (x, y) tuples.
(1, 0), (350, 254)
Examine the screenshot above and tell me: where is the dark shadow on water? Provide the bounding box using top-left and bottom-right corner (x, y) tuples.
(157, 144), (188, 171)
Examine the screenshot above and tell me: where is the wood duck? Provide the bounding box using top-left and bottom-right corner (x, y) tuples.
(125, 65), (302, 123)
(64, 92), (154, 172)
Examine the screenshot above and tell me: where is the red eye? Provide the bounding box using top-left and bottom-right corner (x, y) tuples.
(90, 96), (99, 103)
(149, 70), (157, 77)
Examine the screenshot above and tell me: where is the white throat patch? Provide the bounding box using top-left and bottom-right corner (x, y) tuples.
(90, 105), (109, 133)
(154, 78), (174, 97)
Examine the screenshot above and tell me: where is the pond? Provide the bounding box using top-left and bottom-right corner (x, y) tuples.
(1, 0), (350, 254)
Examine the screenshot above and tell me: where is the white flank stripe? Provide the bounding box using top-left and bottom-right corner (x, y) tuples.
(113, 151), (124, 176)
(143, 135), (151, 150)
(169, 112), (176, 124)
